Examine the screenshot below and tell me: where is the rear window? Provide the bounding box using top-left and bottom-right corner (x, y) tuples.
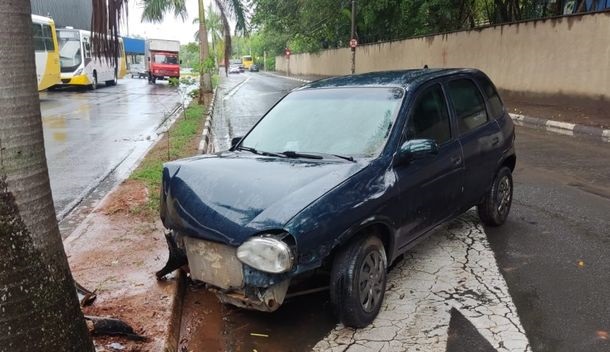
(477, 76), (504, 119)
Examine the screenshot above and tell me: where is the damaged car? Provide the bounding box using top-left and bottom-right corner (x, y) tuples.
(158, 69), (516, 328)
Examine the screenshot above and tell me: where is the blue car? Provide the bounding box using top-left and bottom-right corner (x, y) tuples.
(158, 69), (516, 328)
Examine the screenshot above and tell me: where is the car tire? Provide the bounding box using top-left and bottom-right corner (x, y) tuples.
(330, 234), (387, 328)
(478, 166), (513, 226)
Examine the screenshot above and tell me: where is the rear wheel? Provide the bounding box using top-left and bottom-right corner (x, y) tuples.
(478, 166), (513, 226)
(105, 72), (117, 86)
(330, 235), (387, 328)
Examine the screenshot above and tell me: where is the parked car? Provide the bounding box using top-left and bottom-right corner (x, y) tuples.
(238, 64), (245, 72)
(158, 69), (516, 328)
(129, 64), (147, 79)
(249, 64), (260, 72)
(229, 65), (241, 74)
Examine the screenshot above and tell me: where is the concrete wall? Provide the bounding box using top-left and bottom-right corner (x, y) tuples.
(276, 12), (610, 99)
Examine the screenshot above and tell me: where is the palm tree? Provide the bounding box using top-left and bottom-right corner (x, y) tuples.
(0, 1), (94, 350)
(194, 5), (224, 72)
(140, 0), (248, 101)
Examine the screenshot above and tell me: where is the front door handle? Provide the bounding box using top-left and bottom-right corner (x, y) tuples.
(450, 155), (462, 166)
(491, 136), (500, 146)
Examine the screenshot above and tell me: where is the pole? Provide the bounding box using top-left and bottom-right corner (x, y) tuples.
(350, 0), (356, 74)
(263, 50), (267, 71)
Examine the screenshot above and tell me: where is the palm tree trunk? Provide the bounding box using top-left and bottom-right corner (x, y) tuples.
(199, 0), (212, 104)
(0, 1), (93, 351)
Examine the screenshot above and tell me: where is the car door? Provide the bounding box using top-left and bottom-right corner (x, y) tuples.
(445, 77), (503, 207)
(394, 83), (465, 249)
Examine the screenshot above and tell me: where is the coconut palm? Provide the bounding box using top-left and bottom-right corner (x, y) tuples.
(0, 1), (94, 350)
(140, 0), (247, 100)
(193, 5), (226, 74)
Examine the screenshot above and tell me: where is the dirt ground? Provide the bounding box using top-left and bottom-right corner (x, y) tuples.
(64, 180), (177, 352)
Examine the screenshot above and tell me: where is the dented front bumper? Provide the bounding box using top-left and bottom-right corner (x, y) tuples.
(166, 232), (291, 312)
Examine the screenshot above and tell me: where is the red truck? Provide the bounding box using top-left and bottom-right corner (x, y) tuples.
(145, 39), (180, 84)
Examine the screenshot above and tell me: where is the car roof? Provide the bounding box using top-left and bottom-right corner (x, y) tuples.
(302, 68), (483, 92)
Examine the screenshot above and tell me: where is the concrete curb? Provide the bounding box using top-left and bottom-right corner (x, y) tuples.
(162, 270), (187, 352)
(263, 71), (312, 83)
(198, 87), (218, 154)
(510, 113), (610, 140)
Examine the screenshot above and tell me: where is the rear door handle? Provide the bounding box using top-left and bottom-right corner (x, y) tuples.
(491, 136), (500, 146)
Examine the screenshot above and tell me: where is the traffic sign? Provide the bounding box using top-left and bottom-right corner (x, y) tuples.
(349, 38), (358, 48)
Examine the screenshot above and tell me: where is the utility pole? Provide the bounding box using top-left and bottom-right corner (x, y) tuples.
(350, 0), (356, 74)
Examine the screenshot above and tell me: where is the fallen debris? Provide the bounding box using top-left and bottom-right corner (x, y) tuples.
(85, 315), (148, 341)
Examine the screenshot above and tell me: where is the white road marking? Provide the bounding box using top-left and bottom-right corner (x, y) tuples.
(314, 212), (530, 352)
(223, 77), (250, 100)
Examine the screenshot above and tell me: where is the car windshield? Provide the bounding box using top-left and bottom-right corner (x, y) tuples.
(58, 31), (82, 72)
(154, 54), (178, 64)
(240, 87), (404, 157)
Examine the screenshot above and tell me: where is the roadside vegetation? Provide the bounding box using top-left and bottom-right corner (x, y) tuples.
(125, 102), (206, 219)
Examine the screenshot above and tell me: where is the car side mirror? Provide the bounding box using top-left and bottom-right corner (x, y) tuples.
(231, 136), (243, 149)
(395, 139), (439, 165)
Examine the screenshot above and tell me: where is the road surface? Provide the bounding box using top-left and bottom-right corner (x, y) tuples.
(39, 78), (182, 226)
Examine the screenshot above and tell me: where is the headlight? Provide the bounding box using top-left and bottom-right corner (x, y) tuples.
(237, 236), (294, 274)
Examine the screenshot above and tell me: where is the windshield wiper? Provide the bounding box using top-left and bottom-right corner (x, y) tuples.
(327, 153), (355, 162)
(281, 151), (356, 162)
(236, 145), (259, 154)
(280, 151), (323, 160)
(237, 145), (284, 157)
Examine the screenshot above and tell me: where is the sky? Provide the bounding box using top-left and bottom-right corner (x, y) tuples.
(125, 0), (200, 44)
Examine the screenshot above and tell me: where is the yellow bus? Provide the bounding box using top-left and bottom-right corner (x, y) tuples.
(56, 28), (127, 89)
(241, 55), (253, 70)
(32, 15), (60, 91)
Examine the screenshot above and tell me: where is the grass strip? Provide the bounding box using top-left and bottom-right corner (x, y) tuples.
(128, 102), (206, 218)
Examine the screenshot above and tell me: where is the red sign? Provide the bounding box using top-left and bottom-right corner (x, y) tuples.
(285, 48), (291, 57)
(350, 39), (358, 48)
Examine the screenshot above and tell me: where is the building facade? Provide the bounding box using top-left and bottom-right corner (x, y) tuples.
(30, 0), (92, 30)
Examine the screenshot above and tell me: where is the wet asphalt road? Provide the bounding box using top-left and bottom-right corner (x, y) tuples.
(39, 78), (181, 220)
(183, 72), (609, 351)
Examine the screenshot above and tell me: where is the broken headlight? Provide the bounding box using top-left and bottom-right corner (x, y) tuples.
(236, 236), (294, 274)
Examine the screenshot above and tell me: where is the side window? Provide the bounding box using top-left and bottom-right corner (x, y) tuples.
(32, 24), (45, 51)
(477, 76), (504, 119)
(447, 79), (489, 134)
(42, 25), (55, 51)
(406, 85), (451, 145)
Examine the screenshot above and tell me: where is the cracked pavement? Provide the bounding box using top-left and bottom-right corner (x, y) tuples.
(314, 212), (530, 352)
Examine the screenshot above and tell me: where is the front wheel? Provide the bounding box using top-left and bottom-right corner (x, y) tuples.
(478, 166), (513, 226)
(89, 73), (98, 90)
(330, 235), (387, 328)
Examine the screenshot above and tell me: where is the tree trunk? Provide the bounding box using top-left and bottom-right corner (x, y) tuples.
(198, 0), (212, 105)
(0, 2), (94, 351)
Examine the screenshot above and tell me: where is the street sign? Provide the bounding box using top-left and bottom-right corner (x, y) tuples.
(285, 48), (291, 57)
(349, 38), (358, 48)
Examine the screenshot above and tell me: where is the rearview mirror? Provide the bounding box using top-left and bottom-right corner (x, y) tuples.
(231, 136), (243, 149)
(395, 139), (439, 165)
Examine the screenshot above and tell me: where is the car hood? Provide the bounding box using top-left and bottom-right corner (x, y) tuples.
(161, 152), (367, 246)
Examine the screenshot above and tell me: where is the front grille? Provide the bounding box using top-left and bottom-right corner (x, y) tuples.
(183, 237), (244, 290)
